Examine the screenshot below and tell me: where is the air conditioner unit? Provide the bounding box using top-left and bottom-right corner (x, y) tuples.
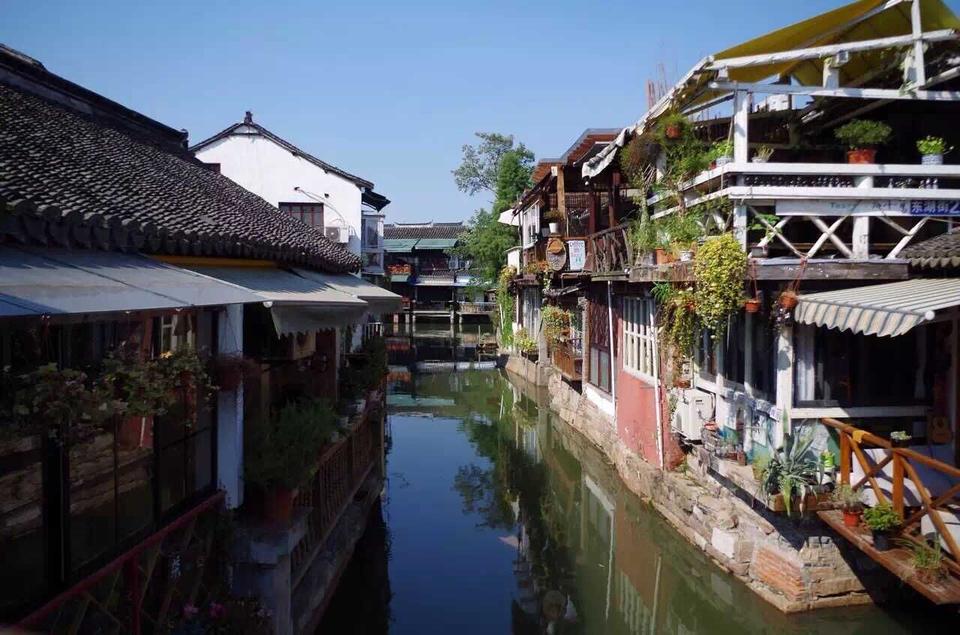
(672, 388), (714, 441)
(325, 226), (349, 243)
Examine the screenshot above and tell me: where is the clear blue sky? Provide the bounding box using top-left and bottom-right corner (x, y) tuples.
(4, 1), (958, 223)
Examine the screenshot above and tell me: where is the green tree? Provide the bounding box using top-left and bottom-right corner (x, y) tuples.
(453, 132), (535, 196)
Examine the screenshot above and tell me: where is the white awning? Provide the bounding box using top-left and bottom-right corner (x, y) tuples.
(184, 265), (369, 335)
(0, 246), (262, 317)
(795, 279), (960, 337)
(498, 208), (520, 226)
(293, 268), (402, 313)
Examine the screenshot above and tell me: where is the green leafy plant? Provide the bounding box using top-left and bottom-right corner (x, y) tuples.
(834, 119), (892, 150)
(863, 502), (902, 532)
(658, 287), (698, 358)
(832, 484), (862, 511)
(12, 364), (111, 441)
(523, 260), (549, 276)
(917, 135), (951, 156)
(629, 207), (658, 256)
(890, 430), (912, 443)
(245, 399), (336, 490)
(756, 428), (818, 516)
(693, 233), (748, 335)
(654, 114), (709, 214)
(708, 139), (733, 161)
(514, 328), (538, 354)
(541, 306), (571, 346)
(657, 210), (703, 252)
(99, 345), (173, 418)
(495, 265), (516, 346)
(751, 455), (770, 482)
(899, 536), (946, 582)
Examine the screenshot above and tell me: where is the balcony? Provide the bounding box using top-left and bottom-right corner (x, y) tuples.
(551, 338), (583, 382)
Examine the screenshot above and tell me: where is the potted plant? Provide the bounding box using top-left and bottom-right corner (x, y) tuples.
(756, 429), (818, 516)
(244, 399), (334, 524)
(710, 140), (734, 167)
(834, 119), (892, 164)
(514, 328), (538, 360)
(752, 145), (774, 163)
(693, 233), (748, 336)
(751, 455), (770, 483)
(900, 537), (947, 583)
(916, 135), (951, 165)
(832, 484), (863, 528)
(660, 112), (688, 141)
(890, 430), (912, 447)
(863, 502), (902, 551)
(630, 208), (658, 266)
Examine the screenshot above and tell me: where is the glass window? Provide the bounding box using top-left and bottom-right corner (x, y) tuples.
(280, 202), (324, 228)
(623, 297), (656, 380)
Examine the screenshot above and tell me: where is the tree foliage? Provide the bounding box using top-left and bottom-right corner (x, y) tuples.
(454, 137), (534, 286)
(453, 132), (535, 196)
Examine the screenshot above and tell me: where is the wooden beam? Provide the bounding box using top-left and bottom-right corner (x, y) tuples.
(887, 217), (928, 258)
(705, 29), (956, 71)
(708, 81), (960, 102)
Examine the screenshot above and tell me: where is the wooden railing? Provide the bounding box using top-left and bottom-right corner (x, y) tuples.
(552, 339), (583, 381)
(459, 301), (495, 314)
(18, 492), (226, 634)
(586, 223), (632, 274)
(823, 417), (960, 577)
(289, 399), (382, 587)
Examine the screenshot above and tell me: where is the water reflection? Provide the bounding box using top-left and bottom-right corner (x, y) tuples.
(324, 357), (955, 633)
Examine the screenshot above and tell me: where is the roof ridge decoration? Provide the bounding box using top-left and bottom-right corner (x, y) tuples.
(190, 112), (375, 190)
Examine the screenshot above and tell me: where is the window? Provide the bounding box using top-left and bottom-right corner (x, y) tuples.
(361, 215), (381, 250)
(623, 297), (656, 381)
(280, 202), (324, 228)
(587, 293), (611, 392)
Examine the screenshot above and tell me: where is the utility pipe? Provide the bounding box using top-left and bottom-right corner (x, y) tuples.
(607, 280), (616, 407)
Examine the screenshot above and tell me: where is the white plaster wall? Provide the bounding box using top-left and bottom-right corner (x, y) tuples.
(194, 131), (364, 255)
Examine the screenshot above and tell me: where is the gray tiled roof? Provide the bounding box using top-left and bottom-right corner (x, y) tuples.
(0, 82), (361, 272)
(384, 222), (466, 240)
(899, 231), (960, 269)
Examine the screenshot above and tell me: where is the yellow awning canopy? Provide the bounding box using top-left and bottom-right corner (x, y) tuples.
(714, 0), (960, 86)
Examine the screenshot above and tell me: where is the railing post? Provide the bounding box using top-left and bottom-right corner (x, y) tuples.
(892, 452), (904, 518)
(839, 431), (851, 486)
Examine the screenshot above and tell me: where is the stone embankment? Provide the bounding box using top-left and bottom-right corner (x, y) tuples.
(505, 355), (892, 613)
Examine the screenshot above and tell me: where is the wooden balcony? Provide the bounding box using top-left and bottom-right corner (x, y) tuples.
(551, 338), (583, 382)
(585, 223), (632, 275)
(817, 417), (960, 605)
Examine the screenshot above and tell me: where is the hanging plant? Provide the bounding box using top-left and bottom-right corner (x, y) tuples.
(12, 364), (121, 441)
(495, 265), (516, 346)
(541, 306), (571, 346)
(99, 345), (171, 417)
(693, 233), (747, 335)
(653, 283), (698, 358)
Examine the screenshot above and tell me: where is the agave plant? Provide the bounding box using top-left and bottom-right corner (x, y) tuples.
(757, 428), (818, 516)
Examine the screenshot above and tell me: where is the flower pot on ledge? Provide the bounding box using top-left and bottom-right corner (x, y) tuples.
(842, 508), (862, 528)
(847, 148), (877, 164)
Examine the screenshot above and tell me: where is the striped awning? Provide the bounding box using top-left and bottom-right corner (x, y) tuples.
(795, 279), (960, 337)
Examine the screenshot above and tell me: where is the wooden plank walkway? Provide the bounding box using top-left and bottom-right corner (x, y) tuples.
(818, 510), (960, 605)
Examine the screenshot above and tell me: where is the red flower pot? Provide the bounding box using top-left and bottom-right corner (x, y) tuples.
(842, 509), (861, 528)
(847, 148), (877, 164)
(665, 124), (682, 140)
(779, 291), (798, 310)
(744, 299), (761, 313)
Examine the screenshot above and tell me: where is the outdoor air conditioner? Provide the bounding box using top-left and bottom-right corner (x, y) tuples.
(325, 226), (349, 243)
(672, 388), (714, 441)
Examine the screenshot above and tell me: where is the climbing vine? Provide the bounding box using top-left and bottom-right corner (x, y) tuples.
(495, 265), (516, 346)
(693, 233), (747, 335)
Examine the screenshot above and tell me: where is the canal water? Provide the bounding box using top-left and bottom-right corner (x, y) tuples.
(320, 325), (958, 634)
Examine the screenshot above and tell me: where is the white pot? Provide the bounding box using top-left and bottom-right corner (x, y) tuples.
(679, 250), (694, 262)
(751, 157), (768, 163)
(922, 153), (944, 165)
(549, 222), (560, 235)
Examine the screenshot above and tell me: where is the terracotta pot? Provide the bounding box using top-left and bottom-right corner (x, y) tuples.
(847, 148), (877, 164)
(744, 299), (761, 313)
(665, 124), (682, 140)
(654, 248), (676, 265)
(262, 487), (296, 524)
(674, 378), (691, 389)
(842, 509), (862, 528)
(736, 450), (747, 466)
(779, 291), (799, 310)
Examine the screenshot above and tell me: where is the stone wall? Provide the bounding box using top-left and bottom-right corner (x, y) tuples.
(505, 354), (892, 613)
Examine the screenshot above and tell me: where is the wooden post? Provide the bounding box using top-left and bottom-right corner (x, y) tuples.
(588, 186), (598, 235)
(607, 175), (617, 230)
(840, 432), (851, 486)
(733, 90), (751, 164)
(892, 453), (905, 517)
(556, 166), (567, 234)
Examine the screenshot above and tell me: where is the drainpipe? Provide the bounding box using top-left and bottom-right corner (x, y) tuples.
(651, 300), (665, 469)
(607, 281), (617, 407)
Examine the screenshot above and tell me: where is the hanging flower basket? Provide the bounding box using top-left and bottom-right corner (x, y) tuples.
(779, 290), (799, 310)
(744, 298), (761, 313)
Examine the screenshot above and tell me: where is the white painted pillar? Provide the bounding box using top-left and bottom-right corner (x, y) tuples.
(775, 323), (795, 438)
(733, 204), (748, 250)
(852, 216), (870, 260)
(217, 304), (244, 509)
(911, 0), (927, 86)
(744, 312), (755, 397)
(733, 90), (751, 164)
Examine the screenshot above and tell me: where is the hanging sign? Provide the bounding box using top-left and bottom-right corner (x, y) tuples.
(568, 240), (586, 271)
(546, 237), (567, 271)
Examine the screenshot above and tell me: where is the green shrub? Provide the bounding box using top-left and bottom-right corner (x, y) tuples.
(245, 398), (336, 490)
(694, 233), (748, 335)
(834, 119), (892, 149)
(863, 502), (902, 532)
